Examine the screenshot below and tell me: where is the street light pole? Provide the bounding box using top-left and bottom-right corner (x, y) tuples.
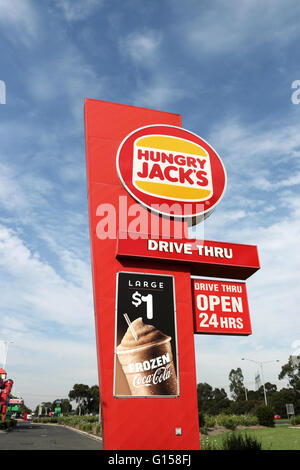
(259, 362), (267, 406)
(241, 358), (279, 406)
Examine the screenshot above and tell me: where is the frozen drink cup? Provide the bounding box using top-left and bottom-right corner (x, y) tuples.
(116, 317), (178, 396)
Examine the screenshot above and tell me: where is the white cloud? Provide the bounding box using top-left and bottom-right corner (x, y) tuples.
(203, 116), (300, 214)
(121, 30), (162, 64)
(132, 77), (187, 109)
(250, 172), (300, 192)
(0, 0), (39, 46)
(171, 0), (300, 55)
(0, 224), (93, 331)
(55, 0), (103, 22)
(209, 117), (300, 168)
(27, 45), (105, 120)
(0, 161), (54, 218)
(0, 163), (30, 212)
(120, 29), (191, 108)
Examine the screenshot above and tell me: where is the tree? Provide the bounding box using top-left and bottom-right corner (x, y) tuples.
(278, 356), (300, 393)
(229, 399), (261, 415)
(68, 384), (90, 415)
(197, 382), (214, 412)
(264, 382), (277, 395)
(268, 387), (298, 417)
(88, 385), (99, 414)
(212, 387), (230, 413)
(229, 368), (245, 400)
(68, 384), (99, 415)
(41, 402), (52, 415)
(197, 383), (231, 415)
(33, 402), (52, 416)
(255, 404), (274, 427)
(19, 403), (32, 415)
(246, 382), (277, 402)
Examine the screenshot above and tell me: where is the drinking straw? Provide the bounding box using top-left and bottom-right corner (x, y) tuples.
(123, 314), (138, 342)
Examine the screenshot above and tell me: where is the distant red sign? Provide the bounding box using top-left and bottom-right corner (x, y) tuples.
(8, 398), (23, 404)
(192, 279), (252, 335)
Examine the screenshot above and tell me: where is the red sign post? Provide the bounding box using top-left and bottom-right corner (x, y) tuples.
(84, 99), (260, 451)
(85, 99), (201, 450)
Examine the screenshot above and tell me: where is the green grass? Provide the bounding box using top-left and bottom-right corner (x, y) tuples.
(32, 416), (102, 437)
(200, 424), (300, 450)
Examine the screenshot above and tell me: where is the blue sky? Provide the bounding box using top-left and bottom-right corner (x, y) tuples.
(0, 0), (299, 410)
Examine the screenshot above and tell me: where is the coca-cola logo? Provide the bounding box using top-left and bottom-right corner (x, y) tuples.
(132, 364), (172, 388)
(128, 352), (170, 373)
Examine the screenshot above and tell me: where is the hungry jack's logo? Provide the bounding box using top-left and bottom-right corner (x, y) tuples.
(117, 125), (226, 219)
(133, 135), (213, 201)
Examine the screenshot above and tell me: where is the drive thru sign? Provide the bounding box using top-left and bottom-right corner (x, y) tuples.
(192, 279), (252, 335)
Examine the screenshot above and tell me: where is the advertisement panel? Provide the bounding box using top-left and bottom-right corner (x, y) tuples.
(114, 272), (179, 397)
(8, 398), (23, 404)
(192, 278), (252, 335)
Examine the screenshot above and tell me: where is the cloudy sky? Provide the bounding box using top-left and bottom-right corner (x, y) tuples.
(0, 0), (299, 410)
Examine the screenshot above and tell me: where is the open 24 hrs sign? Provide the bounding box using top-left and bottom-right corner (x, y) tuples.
(192, 279), (252, 336)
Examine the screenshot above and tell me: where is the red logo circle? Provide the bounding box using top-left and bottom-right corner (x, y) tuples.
(117, 125), (226, 219)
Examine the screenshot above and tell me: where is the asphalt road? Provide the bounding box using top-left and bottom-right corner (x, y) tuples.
(0, 421), (103, 450)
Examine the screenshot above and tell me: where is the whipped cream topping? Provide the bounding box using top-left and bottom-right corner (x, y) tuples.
(117, 317), (169, 350)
